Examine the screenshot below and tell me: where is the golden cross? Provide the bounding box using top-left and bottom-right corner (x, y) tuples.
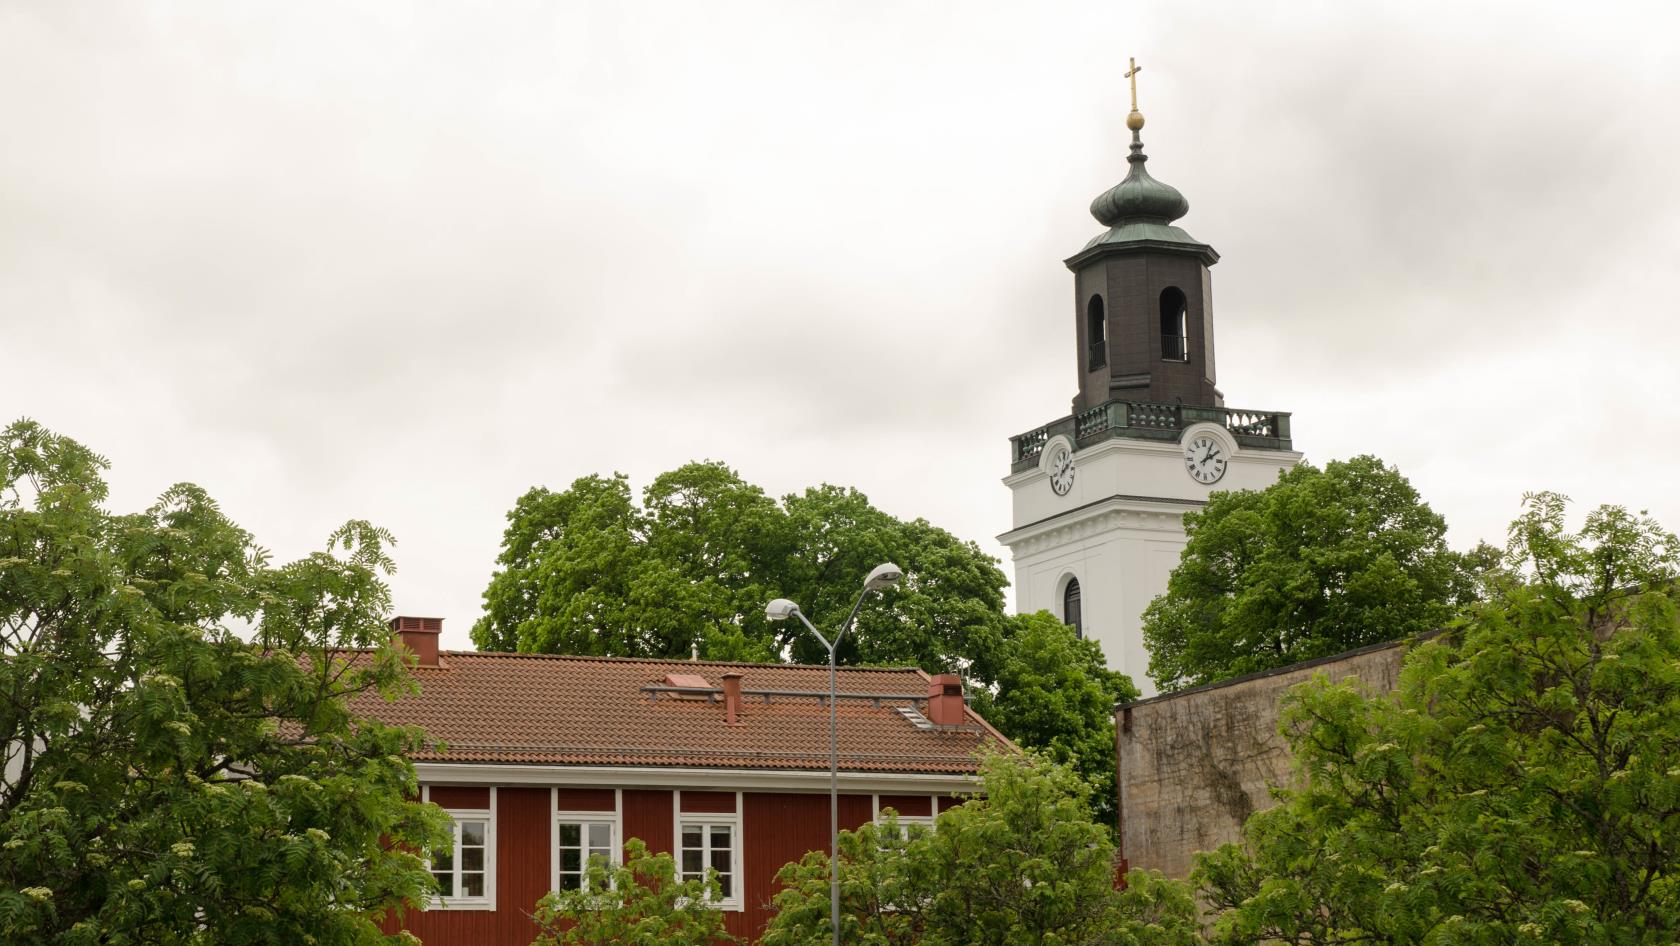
(1124, 57), (1143, 112)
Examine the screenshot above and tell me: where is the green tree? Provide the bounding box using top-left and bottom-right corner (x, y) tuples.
(472, 462), (1010, 680)
(529, 838), (736, 946)
(977, 611), (1137, 830)
(761, 751), (1201, 946)
(0, 419), (449, 945)
(1142, 454), (1482, 691)
(1195, 493), (1680, 945)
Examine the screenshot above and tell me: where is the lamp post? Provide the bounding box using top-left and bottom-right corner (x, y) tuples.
(766, 562), (902, 946)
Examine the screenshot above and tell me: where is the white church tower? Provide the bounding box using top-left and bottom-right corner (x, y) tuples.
(998, 67), (1301, 696)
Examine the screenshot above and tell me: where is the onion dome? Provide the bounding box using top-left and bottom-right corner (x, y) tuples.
(1089, 123), (1190, 226)
(1071, 109), (1216, 266)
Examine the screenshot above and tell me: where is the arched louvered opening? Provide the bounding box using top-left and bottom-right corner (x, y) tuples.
(1086, 296), (1107, 371)
(1160, 287), (1188, 361)
(1062, 576), (1084, 639)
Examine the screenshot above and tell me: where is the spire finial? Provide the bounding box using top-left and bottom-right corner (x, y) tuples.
(1124, 57), (1145, 132)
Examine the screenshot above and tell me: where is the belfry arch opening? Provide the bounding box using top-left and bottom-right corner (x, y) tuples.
(1062, 576), (1083, 639)
(1086, 296), (1107, 371)
(1159, 287), (1188, 362)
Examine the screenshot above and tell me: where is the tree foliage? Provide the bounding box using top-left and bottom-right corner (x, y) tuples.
(760, 751), (1200, 946)
(0, 419), (448, 945)
(1143, 454), (1484, 691)
(472, 462), (1010, 680)
(1195, 492), (1680, 945)
(976, 611), (1137, 830)
(529, 838), (736, 946)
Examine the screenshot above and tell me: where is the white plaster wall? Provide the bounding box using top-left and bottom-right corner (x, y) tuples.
(1008, 427), (1296, 530)
(1010, 510), (1188, 696)
(1000, 427), (1301, 696)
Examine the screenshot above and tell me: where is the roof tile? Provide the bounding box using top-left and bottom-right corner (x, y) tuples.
(346, 652), (1004, 776)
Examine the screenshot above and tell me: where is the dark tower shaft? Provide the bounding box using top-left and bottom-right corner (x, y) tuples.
(1064, 118), (1221, 412)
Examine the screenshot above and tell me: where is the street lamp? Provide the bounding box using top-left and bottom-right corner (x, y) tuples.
(766, 562), (902, 946)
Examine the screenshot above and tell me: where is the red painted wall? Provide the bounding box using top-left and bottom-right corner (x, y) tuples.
(402, 787), (551, 946)
(554, 788), (614, 811)
(399, 784), (940, 945)
(680, 790), (738, 813)
(622, 788), (674, 854)
(734, 791), (876, 939)
(429, 786), (490, 809)
(878, 794), (932, 817)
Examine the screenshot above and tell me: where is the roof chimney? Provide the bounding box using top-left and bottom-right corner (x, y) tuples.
(926, 673), (966, 726)
(721, 672), (744, 726)
(390, 616), (443, 667)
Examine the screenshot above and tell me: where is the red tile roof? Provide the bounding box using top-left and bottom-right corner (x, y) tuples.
(345, 652), (1007, 775)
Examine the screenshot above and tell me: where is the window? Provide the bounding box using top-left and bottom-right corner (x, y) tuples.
(1086, 295), (1107, 371)
(433, 813), (492, 904)
(556, 819), (616, 891)
(679, 820), (738, 906)
(423, 786), (496, 908)
(1159, 287), (1188, 361)
(876, 811), (936, 841)
(1063, 577), (1083, 639)
(875, 794), (937, 840)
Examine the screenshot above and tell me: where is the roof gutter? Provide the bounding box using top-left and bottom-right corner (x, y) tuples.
(412, 761), (981, 795)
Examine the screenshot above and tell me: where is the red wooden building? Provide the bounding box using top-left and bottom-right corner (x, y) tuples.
(353, 617), (1007, 945)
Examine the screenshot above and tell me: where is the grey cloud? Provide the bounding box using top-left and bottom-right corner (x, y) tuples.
(4, 0), (1677, 646)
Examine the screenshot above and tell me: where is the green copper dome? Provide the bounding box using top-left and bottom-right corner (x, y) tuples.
(1090, 133), (1189, 225)
(1072, 126), (1216, 266)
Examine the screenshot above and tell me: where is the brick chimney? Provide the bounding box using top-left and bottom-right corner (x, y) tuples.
(390, 616), (443, 667)
(721, 672), (744, 726)
(926, 673), (965, 726)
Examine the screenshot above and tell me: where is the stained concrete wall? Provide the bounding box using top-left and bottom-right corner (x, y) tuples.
(1115, 640), (1408, 879)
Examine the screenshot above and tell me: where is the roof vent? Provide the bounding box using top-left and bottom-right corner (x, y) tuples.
(664, 673), (711, 690)
(896, 706), (934, 731)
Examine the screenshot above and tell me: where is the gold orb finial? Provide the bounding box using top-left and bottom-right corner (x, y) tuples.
(1123, 57), (1145, 132)
(1122, 57), (1149, 131)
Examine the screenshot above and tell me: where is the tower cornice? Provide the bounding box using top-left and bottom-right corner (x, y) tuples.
(1063, 237), (1220, 271)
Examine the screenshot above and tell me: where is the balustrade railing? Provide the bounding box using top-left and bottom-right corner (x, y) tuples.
(1015, 427), (1048, 461)
(1224, 410), (1276, 438)
(1130, 401), (1180, 429)
(1075, 405), (1111, 439)
(1010, 399), (1289, 467)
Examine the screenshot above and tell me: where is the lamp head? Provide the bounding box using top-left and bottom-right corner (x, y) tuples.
(765, 598), (800, 621)
(863, 562), (903, 591)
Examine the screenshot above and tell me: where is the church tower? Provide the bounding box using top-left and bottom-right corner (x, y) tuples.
(998, 65), (1302, 696)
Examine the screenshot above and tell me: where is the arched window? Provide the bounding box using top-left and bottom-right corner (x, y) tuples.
(1159, 287), (1188, 361)
(1062, 577), (1083, 639)
(1086, 296), (1107, 371)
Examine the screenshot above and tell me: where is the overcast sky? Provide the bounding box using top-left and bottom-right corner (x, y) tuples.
(5, 1), (1677, 648)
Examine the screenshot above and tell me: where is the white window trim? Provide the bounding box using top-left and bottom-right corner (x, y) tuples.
(672, 789), (744, 912)
(422, 784), (497, 910)
(551, 787), (623, 895)
(872, 793), (937, 835)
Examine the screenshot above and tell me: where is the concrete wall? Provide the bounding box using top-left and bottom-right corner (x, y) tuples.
(1115, 640), (1408, 879)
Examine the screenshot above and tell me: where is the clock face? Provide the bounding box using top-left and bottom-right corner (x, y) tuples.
(1047, 446), (1075, 495)
(1184, 436), (1227, 484)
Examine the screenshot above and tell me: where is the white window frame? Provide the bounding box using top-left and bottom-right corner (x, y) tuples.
(871, 793), (937, 838)
(551, 787), (622, 895)
(672, 789), (744, 912)
(422, 785), (497, 910)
